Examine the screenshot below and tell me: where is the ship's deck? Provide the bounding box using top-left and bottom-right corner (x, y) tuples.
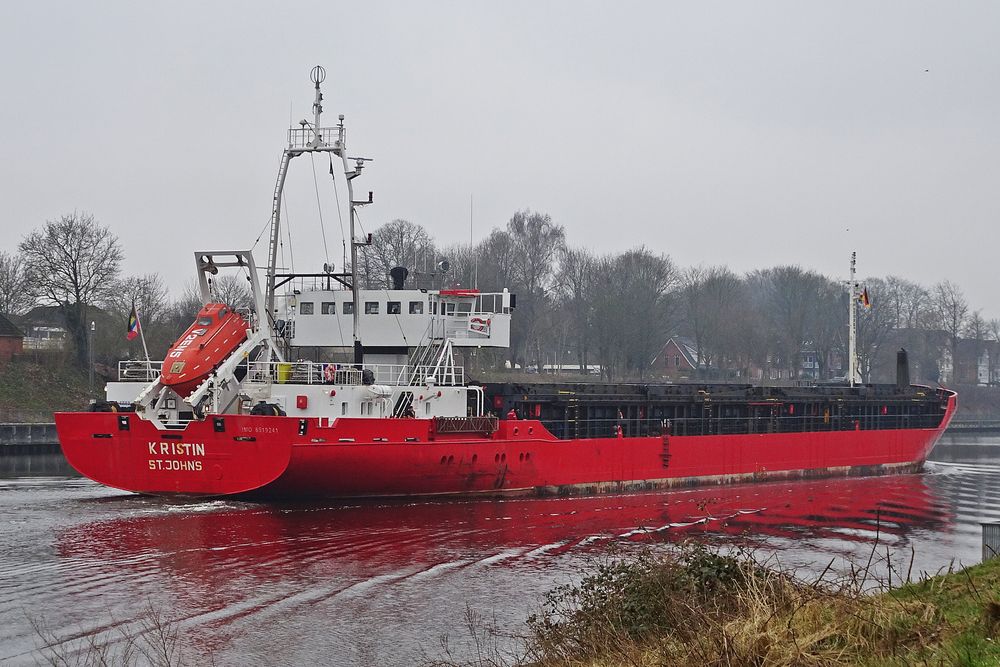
(481, 381), (954, 440)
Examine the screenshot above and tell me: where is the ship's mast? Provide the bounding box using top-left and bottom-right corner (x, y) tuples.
(264, 66), (372, 363)
(846, 252), (860, 387)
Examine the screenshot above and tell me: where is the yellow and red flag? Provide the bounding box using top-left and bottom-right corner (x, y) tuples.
(858, 288), (872, 309)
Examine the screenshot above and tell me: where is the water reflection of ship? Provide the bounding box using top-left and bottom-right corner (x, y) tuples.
(59, 474), (950, 578)
(47, 475), (950, 662)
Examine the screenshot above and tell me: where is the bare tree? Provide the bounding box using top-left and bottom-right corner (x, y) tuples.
(988, 318), (1000, 385)
(618, 248), (679, 379)
(207, 274), (253, 311)
(964, 310), (988, 384)
(107, 274), (170, 324)
(105, 274), (171, 357)
(681, 266), (744, 376)
(882, 276), (930, 330)
(749, 266), (828, 379)
(0, 250), (38, 315)
(965, 310), (987, 341)
(437, 242), (479, 290)
(475, 229), (517, 293)
(481, 211), (565, 369)
(19, 212), (123, 368)
(930, 280), (969, 383)
(588, 248), (677, 380)
(589, 254), (624, 380)
(357, 219), (436, 289)
(554, 247), (596, 374)
(809, 279), (845, 380)
(511, 211), (565, 367)
(854, 277), (897, 382)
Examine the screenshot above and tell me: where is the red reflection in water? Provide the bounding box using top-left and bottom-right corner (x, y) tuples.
(56, 474), (949, 660)
(60, 474), (950, 573)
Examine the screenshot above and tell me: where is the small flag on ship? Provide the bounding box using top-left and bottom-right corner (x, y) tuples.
(858, 287), (871, 309)
(127, 304), (140, 340)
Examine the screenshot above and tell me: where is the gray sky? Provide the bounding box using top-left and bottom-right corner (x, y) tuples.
(2, 2), (998, 318)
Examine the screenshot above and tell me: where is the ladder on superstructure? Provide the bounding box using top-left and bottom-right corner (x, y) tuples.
(399, 322), (459, 387)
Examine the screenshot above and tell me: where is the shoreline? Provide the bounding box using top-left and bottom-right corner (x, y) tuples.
(490, 544), (1000, 667)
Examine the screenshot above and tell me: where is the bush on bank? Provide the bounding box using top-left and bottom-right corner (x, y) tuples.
(518, 543), (1000, 667)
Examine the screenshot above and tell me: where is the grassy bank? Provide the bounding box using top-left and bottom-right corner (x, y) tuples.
(0, 357), (97, 422)
(434, 544), (1000, 667)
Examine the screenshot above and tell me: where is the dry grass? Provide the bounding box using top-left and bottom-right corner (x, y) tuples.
(29, 602), (190, 667)
(430, 542), (1000, 667)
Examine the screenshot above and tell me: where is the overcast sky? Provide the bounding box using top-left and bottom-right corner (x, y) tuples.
(2, 2), (998, 318)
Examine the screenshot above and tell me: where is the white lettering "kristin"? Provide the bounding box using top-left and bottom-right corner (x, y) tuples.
(147, 442), (206, 457)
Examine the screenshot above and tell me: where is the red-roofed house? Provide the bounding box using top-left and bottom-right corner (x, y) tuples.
(0, 314), (24, 362)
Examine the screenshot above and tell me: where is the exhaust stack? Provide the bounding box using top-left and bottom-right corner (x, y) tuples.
(896, 348), (910, 391)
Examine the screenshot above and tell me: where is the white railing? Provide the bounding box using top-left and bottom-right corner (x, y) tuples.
(118, 360), (163, 382)
(246, 361), (464, 387)
(287, 127), (341, 150)
(23, 338), (66, 350)
(115, 358), (464, 386)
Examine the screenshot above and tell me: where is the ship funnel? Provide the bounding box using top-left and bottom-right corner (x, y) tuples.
(896, 348), (910, 391)
(390, 266), (409, 290)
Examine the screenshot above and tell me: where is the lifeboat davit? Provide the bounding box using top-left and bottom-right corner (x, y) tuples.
(159, 303), (249, 397)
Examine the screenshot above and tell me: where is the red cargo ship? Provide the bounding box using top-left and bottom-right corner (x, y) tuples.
(55, 67), (956, 499)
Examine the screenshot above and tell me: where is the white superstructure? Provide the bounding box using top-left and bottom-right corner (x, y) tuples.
(283, 287), (512, 349)
(104, 67), (513, 430)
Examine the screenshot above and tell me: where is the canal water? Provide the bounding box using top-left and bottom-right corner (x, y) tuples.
(1, 432), (998, 666)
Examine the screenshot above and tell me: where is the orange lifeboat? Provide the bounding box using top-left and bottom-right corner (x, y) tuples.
(160, 303), (249, 397)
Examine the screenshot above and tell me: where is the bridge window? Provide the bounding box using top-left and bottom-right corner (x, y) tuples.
(343, 302), (355, 315)
(387, 301), (401, 314)
(444, 302), (456, 316)
(321, 302), (336, 314)
(409, 301), (424, 314)
(365, 302), (379, 314)
(299, 302), (314, 315)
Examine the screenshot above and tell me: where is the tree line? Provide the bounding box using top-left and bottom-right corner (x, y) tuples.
(0, 212), (251, 369)
(360, 212), (996, 384)
(1, 210), (995, 385)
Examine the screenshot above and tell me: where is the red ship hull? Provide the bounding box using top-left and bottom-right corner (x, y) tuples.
(54, 391), (956, 499)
